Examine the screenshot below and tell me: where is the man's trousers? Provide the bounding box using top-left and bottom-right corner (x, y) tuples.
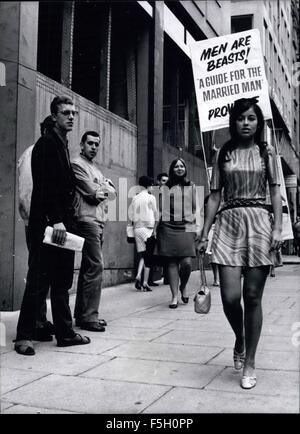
(74, 221), (104, 324)
(16, 228), (75, 342)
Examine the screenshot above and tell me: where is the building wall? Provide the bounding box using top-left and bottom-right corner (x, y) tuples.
(0, 2), (39, 310)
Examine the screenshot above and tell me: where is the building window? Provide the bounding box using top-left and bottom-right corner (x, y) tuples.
(72, 2), (106, 105)
(263, 21), (268, 59)
(37, 1), (63, 82)
(231, 15), (253, 33)
(109, 5), (136, 121)
(163, 35), (213, 161)
(269, 35), (273, 84)
(71, 2), (138, 122)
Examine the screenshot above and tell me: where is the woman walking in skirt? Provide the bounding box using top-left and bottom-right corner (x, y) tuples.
(197, 98), (282, 389)
(157, 158), (200, 308)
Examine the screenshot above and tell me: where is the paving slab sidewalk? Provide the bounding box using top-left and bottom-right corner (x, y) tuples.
(1, 262), (299, 414)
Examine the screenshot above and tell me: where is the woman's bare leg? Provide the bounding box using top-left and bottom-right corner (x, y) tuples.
(178, 257), (192, 298)
(167, 261), (180, 304)
(135, 254), (144, 283)
(242, 266), (269, 375)
(219, 265), (244, 353)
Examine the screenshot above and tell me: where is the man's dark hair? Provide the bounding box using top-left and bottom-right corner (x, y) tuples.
(157, 172), (168, 182)
(50, 95), (74, 115)
(138, 175), (154, 189)
(81, 131), (100, 144)
(40, 115), (55, 136)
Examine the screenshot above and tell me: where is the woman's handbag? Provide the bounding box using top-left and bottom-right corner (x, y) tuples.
(194, 255), (211, 314)
(126, 224), (135, 244)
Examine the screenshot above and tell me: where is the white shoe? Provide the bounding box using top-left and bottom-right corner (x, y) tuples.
(241, 373), (256, 389)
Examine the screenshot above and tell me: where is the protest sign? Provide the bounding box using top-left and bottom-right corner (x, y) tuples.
(190, 29), (272, 132)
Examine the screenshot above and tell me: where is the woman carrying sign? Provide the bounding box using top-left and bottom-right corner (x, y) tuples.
(197, 98), (282, 389)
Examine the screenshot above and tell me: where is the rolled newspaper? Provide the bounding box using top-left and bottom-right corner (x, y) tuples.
(43, 226), (85, 252)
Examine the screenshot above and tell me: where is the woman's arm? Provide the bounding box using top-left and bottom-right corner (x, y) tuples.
(196, 190), (221, 253)
(202, 191), (222, 238)
(269, 184), (282, 250)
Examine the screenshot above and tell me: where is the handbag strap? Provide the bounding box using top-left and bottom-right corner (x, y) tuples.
(198, 254), (207, 287)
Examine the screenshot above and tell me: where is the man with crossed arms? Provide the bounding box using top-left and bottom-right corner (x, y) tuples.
(72, 131), (116, 332)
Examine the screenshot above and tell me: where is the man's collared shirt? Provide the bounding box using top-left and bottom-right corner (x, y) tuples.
(71, 154), (116, 225)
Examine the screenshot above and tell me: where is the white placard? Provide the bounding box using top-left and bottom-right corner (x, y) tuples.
(190, 29), (272, 132)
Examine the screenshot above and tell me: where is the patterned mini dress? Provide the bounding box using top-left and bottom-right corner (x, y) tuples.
(210, 143), (280, 267)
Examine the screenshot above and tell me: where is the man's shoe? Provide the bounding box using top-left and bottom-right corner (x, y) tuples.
(33, 320), (55, 341)
(76, 319), (107, 327)
(80, 322), (105, 332)
(57, 333), (91, 347)
(34, 327), (53, 342)
(14, 340), (35, 356)
(43, 321), (55, 335)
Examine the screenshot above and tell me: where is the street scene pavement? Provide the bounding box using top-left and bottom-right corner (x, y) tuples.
(0, 257), (299, 415)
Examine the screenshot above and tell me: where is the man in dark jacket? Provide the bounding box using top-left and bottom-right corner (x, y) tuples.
(14, 95), (91, 355)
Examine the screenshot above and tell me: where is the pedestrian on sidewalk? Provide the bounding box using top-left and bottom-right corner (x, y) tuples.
(71, 131), (116, 332)
(17, 116), (56, 341)
(129, 176), (158, 292)
(148, 172), (170, 287)
(293, 216), (300, 257)
(157, 158), (201, 308)
(196, 98), (282, 389)
(14, 95), (91, 355)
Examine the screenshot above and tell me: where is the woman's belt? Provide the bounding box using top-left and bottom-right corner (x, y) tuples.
(217, 198), (271, 214)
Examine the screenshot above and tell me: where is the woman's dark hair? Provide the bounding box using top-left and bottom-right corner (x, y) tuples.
(138, 175), (154, 188)
(40, 115), (54, 135)
(167, 158), (191, 187)
(218, 97), (267, 170)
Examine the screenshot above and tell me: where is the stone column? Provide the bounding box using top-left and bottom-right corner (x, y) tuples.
(61, 1), (74, 88)
(99, 4), (112, 109)
(137, 26), (150, 178)
(0, 2), (39, 310)
(170, 64), (179, 148)
(149, 1), (164, 178)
